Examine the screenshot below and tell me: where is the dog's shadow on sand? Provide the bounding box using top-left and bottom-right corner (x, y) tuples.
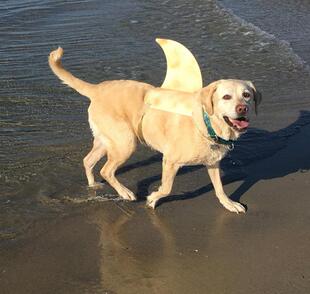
(229, 110), (310, 203)
(117, 110), (310, 206)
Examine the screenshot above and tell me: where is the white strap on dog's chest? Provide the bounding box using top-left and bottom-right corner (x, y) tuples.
(144, 89), (194, 117)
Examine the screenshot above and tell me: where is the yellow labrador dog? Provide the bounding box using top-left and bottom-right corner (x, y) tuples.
(49, 47), (261, 213)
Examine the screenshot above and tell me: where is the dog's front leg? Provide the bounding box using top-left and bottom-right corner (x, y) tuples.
(207, 163), (245, 214)
(146, 159), (180, 209)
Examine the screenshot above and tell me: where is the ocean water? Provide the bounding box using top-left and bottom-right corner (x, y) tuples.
(1, 0), (310, 240)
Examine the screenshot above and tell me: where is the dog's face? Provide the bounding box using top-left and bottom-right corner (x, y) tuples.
(198, 79), (262, 135)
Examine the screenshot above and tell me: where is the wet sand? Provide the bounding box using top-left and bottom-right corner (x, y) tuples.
(1, 124), (309, 294)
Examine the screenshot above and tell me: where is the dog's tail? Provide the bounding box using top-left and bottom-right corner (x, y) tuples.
(48, 47), (96, 99)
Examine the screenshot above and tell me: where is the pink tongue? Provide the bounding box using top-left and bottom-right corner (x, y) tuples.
(230, 119), (249, 129)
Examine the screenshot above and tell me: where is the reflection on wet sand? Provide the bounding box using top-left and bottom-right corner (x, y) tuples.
(89, 202), (181, 293)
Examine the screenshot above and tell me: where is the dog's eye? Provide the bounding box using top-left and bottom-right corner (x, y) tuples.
(223, 95), (232, 100)
(243, 92), (251, 98)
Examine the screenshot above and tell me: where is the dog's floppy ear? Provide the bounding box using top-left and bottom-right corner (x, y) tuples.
(246, 81), (262, 115)
(196, 81), (218, 115)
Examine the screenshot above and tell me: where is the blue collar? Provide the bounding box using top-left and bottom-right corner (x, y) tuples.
(203, 111), (235, 150)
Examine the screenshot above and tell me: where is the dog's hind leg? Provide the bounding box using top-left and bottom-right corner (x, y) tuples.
(146, 159), (180, 209)
(99, 126), (137, 201)
(83, 137), (107, 187)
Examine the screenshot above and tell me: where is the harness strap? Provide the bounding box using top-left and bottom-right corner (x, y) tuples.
(136, 105), (235, 150)
(137, 112), (147, 145)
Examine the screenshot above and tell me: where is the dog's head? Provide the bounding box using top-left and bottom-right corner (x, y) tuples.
(196, 79), (262, 137)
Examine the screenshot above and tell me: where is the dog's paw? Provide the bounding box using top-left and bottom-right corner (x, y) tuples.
(146, 192), (161, 209)
(118, 187), (137, 201)
(221, 199), (246, 214)
(146, 199), (158, 210)
(88, 182), (105, 189)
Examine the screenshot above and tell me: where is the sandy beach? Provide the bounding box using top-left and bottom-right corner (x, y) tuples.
(1, 123), (309, 294)
(1, 0), (310, 293)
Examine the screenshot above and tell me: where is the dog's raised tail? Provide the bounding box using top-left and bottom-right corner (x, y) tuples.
(48, 47), (96, 99)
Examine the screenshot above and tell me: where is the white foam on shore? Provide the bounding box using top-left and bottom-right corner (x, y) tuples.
(214, 0), (309, 71)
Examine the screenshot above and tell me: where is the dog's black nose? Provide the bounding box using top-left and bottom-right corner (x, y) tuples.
(236, 104), (248, 115)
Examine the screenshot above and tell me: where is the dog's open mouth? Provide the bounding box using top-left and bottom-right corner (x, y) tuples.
(223, 116), (249, 132)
